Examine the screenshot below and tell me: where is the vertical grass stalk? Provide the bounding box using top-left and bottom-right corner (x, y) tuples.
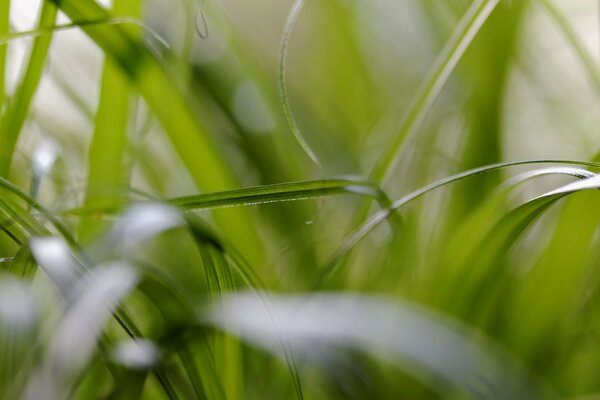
(0, 0), (9, 111)
(79, 0), (141, 242)
(0, 1), (58, 177)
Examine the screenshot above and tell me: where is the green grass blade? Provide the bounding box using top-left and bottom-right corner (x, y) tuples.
(0, 0), (9, 110)
(186, 215), (304, 399)
(279, 0), (320, 166)
(0, 1), (58, 177)
(0, 18), (167, 48)
(172, 178), (389, 210)
(511, 189), (600, 361)
(65, 178), (392, 215)
(437, 174), (600, 321)
(205, 247), (242, 400)
(370, 0), (500, 185)
(79, 0), (141, 242)
(316, 159), (600, 287)
(48, 0), (265, 266)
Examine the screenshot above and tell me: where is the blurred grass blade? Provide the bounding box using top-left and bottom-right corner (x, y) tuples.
(510, 191), (600, 359)
(539, 0), (600, 93)
(279, 0), (320, 166)
(0, 18), (168, 49)
(80, 0), (141, 242)
(108, 203), (186, 256)
(317, 159), (600, 286)
(370, 0), (500, 185)
(436, 166), (598, 287)
(26, 263), (138, 399)
(205, 292), (545, 398)
(197, 245), (242, 400)
(30, 237), (81, 296)
(48, 0), (265, 266)
(0, 0), (9, 110)
(30, 140), (59, 200)
(0, 1), (58, 177)
(186, 214), (303, 399)
(446, 175), (600, 317)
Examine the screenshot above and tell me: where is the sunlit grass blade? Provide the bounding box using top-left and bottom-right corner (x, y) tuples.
(316, 159), (600, 287)
(79, 0), (141, 242)
(48, 0), (265, 266)
(0, 1), (57, 177)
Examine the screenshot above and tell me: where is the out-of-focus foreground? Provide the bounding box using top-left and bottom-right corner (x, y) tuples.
(0, 0), (599, 398)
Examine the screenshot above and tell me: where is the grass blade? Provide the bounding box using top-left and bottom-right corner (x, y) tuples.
(79, 0), (141, 242)
(65, 178), (393, 218)
(205, 291), (546, 398)
(316, 159), (600, 286)
(370, 0), (500, 185)
(0, 0), (9, 110)
(539, 0), (600, 94)
(48, 0), (266, 266)
(0, 1), (58, 177)
(279, 0), (320, 166)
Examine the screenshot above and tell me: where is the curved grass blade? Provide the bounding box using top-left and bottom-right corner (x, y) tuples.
(440, 173), (600, 320)
(501, 166), (596, 188)
(185, 215), (304, 399)
(0, 1), (58, 177)
(48, 0), (265, 267)
(432, 166), (597, 280)
(204, 291), (546, 398)
(24, 262), (139, 400)
(316, 159), (600, 287)
(29, 236), (183, 400)
(370, 0), (501, 185)
(509, 191), (600, 361)
(279, 0), (321, 166)
(10, 245), (38, 279)
(135, 268), (219, 400)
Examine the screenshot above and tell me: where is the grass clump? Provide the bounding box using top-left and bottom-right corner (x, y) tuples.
(0, 0), (598, 398)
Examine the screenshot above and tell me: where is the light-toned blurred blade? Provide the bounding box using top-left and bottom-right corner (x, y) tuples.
(204, 292), (545, 399)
